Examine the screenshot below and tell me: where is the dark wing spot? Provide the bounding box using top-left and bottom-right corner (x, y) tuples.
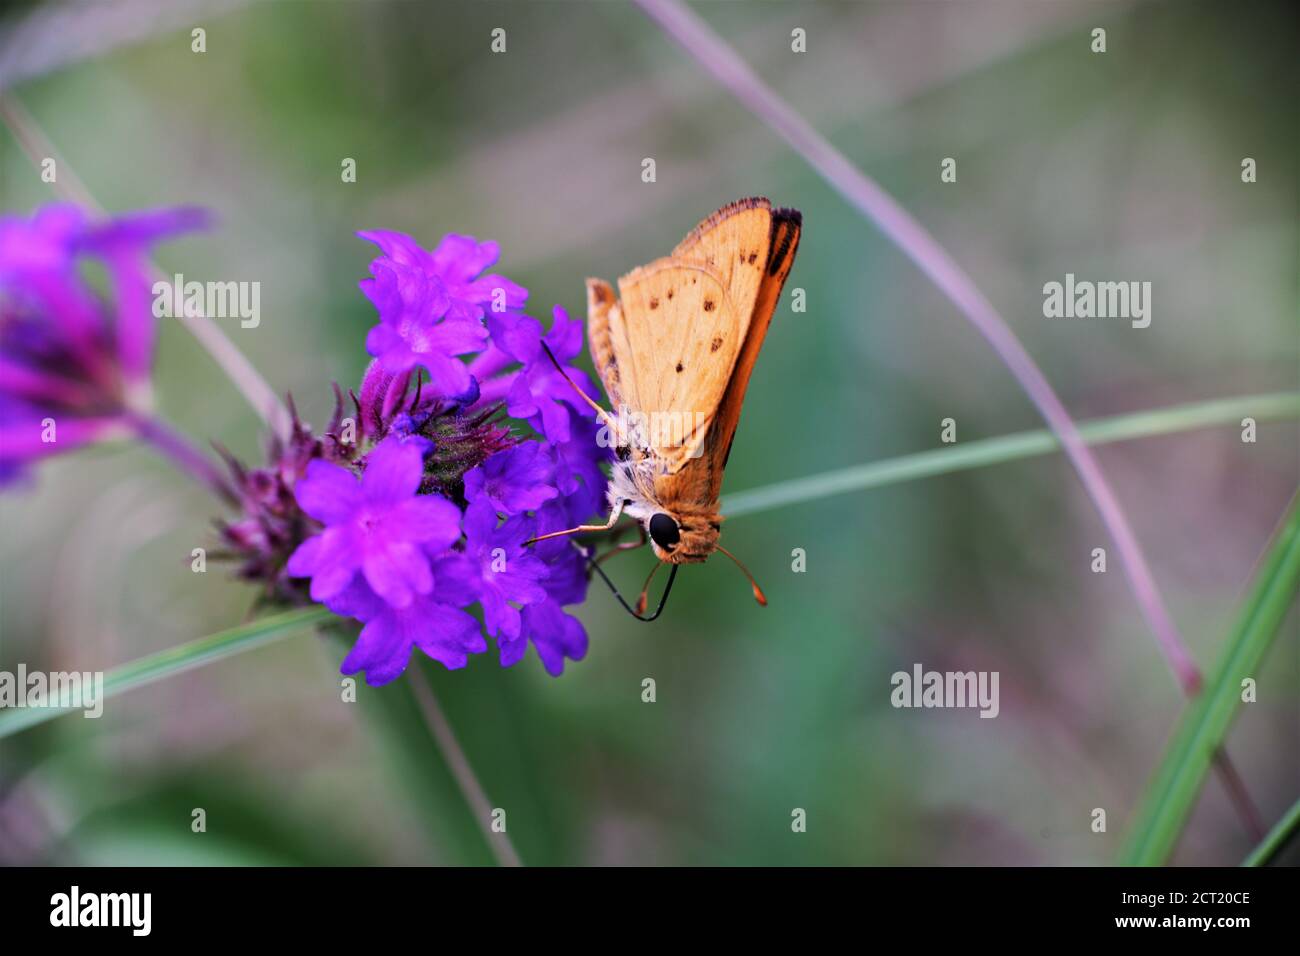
(592, 284), (610, 303)
(666, 289), (674, 299)
(710, 336), (723, 352)
(747, 252), (758, 264)
(703, 299), (715, 312)
(649, 296), (659, 309)
(675, 362), (684, 373)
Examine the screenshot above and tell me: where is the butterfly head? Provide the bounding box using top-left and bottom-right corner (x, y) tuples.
(645, 510), (719, 564)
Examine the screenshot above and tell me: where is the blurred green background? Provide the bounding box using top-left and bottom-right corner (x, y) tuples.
(1, 0), (1296, 865)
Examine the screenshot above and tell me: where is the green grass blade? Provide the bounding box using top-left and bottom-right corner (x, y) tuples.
(1242, 797), (1300, 866)
(723, 392), (1298, 518)
(1121, 494), (1300, 865)
(3, 395), (1293, 740)
(0, 605), (332, 739)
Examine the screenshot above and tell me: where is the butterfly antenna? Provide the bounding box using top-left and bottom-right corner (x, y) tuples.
(716, 544), (768, 607)
(540, 341), (619, 432)
(576, 541), (677, 622)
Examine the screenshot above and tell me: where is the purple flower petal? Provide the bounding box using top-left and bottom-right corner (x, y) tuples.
(289, 438), (464, 613)
(388, 495), (462, 550)
(500, 306), (598, 443)
(295, 459), (362, 524)
(461, 501), (550, 640)
(0, 203), (206, 483)
(360, 437), (425, 503)
(294, 526), (361, 602)
(463, 442), (558, 516)
(337, 583), (487, 686)
(357, 229), (522, 398)
(486, 313), (542, 363)
(428, 234), (501, 287)
(519, 599), (589, 676)
(429, 552), (480, 606)
(362, 539), (433, 608)
(410, 603), (486, 669)
(356, 229), (433, 269)
(77, 206), (211, 252)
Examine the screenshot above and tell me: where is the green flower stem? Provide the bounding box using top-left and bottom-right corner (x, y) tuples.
(723, 392), (1297, 518)
(1242, 797), (1300, 867)
(0, 606), (332, 738)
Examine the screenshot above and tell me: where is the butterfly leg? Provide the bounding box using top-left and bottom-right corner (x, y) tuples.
(524, 498), (625, 547)
(592, 521), (648, 568)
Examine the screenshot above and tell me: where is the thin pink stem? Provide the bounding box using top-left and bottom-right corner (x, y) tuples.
(635, 0), (1202, 695)
(126, 411), (236, 505)
(407, 667), (523, 867)
(0, 93), (292, 442)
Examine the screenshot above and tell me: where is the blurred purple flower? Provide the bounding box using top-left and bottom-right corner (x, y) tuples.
(287, 437), (461, 608)
(0, 203), (207, 483)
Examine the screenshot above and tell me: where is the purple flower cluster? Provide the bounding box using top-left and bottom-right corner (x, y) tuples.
(280, 229), (609, 684)
(1, 203), (607, 685)
(0, 204), (207, 485)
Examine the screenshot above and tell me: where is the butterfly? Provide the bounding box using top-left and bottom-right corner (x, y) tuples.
(528, 198), (802, 618)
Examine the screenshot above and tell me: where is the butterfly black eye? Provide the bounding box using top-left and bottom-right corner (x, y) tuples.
(648, 513), (681, 550)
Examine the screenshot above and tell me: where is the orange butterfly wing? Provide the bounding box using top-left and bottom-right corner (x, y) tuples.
(586, 198), (801, 507)
(703, 204), (801, 500)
